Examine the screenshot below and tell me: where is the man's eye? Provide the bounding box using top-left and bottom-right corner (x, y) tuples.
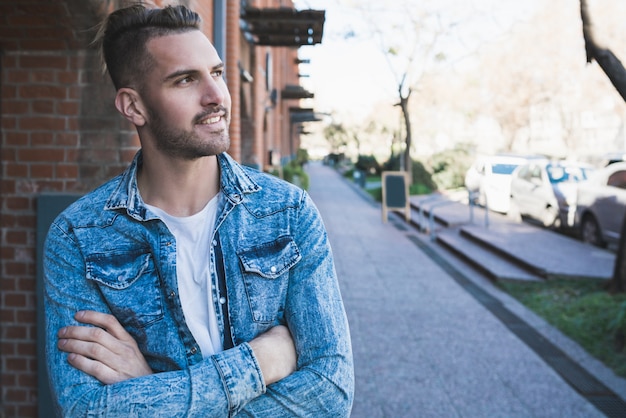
(211, 70), (223, 78)
(178, 76), (194, 85)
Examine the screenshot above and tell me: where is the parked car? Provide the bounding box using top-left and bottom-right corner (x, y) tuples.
(464, 154), (531, 213)
(575, 162), (626, 248)
(509, 160), (593, 228)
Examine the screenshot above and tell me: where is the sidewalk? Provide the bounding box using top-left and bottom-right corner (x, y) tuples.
(305, 162), (619, 418)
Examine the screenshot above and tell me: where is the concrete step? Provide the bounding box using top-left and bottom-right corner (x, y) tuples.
(436, 229), (543, 282)
(459, 223), (614, 281)
(409, 193), (615, 282)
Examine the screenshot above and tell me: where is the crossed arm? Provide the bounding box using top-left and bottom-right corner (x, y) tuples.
(57, 310), (296, 386)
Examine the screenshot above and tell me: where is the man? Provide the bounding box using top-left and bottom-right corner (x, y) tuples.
(44, 4), (354, 416)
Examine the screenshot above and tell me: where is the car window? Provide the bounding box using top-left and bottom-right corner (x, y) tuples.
(530, 165), (542, 180)
(547, 164), (587, 183)
(491, 163), (518, 175)
(516, 165), (529, 180)
(547, 165), (566, 183)
(608, 170), (626, 189)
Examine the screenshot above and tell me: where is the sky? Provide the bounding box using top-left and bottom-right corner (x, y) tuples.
(293, 0), (541, 122)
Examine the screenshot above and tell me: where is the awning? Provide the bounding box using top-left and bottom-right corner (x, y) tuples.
(282, 85), (314, 100)
(240, 7), (325, 46)
(289, 107), (326, 123)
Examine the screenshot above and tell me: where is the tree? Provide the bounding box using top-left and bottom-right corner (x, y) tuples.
(580, 0), (626, 292)
(347, 1), (448, 183)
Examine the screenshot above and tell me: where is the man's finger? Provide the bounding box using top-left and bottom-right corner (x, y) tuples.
(66, 352), (119, 385)
(74, 310), (134, 342)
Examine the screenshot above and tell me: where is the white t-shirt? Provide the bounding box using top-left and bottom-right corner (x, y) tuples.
(146, 194), (223, 357)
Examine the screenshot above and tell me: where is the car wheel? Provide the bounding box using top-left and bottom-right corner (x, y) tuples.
(541, 206), (559, 228)
(581, 215), (606, 248)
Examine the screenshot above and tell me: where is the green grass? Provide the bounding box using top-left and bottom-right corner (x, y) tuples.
(498, 279), (626, 378)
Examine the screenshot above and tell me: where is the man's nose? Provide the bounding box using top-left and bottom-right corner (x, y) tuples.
(201, 76), (225, 106)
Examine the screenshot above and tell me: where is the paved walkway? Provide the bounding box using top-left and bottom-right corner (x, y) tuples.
(306, 162), (609, 418)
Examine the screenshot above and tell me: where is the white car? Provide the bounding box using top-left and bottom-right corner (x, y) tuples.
(575, 162), (626, 248)
(465, 154), (531, 213)
(509, 160), (593, 228)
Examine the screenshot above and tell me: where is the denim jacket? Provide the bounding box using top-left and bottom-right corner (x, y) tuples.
(44, 151), (354, 417)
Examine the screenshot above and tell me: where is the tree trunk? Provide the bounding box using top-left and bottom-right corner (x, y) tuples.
(581, 0), (626, 291)
(400, 94), (413, 185)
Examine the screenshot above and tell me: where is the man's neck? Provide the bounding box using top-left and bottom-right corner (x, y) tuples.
(138, 152), (221, 217)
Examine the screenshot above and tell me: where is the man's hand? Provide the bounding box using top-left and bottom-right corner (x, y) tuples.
(248, 325), (297, 386)
(57, 310), (152, 385)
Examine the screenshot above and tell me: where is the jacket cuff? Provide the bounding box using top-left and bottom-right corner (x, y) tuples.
(211, 342), (265, 413)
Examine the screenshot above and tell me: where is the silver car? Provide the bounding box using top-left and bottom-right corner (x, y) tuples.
(575, 162), (626, 248)
(510, 160), (593, 228)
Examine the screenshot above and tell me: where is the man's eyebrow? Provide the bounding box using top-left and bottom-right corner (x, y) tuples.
(163, 63), (225, 82)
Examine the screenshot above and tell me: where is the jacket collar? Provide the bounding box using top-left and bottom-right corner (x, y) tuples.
(105, 150), (261, 221)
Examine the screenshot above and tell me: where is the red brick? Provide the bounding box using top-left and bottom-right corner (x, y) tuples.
(29, 70), (55, 84)
(18, 405), (37, 418)
(2, 369), (17, 386)
(30, 164), (54, 178)
(57, 71), (79, 84)
(8, 14), (56, 27)
(3, 325), (27, 339)
(56, 132), (79, 146)
(18, 147), (64, 162)
(32, 100), (55, 114)
(56, 164), (78, 178)
(4, 263), (27, 277)
(19, 55), (68, 70)
(6, 387), (27, 402)
(2, 179), (16, 194)
(20, 38), (68, 50)
(1, 116), (17, 130)
(18, 148), (64, 162)
(4, 196), (31, 211)
(6, 69), (29, 83)
(3, 100), (29, 115)
(5, 162), (28, 177)
(6, 230), (27, 245)
(18, 84), (66, 100)
(2, 342), (16, 356)
(30, 131), (54, 146)
(57, 101), (79, 116)
(4, 131), (28, 146)
(18, 277), (36, 292)
(18, 116), (66, 131)
(16, 309), (36, 324)
(2, 84), (17, 100)
(1, 278), (16, 292)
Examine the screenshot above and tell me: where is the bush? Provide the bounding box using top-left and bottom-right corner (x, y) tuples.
(282, 160), (310, 190)
(411, 161), (437, 193)
(428, 146), (473, 190)
(355, 155), (381, 175)
(380, 155), (437, 195)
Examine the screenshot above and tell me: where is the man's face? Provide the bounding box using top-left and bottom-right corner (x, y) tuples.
(139, 30), (232, 159)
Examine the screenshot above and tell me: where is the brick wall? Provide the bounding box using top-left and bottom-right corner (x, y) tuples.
(1, 0), (301, 416)
(1, 1), (136, 416)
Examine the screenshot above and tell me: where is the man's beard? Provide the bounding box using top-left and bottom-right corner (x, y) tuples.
(147, 106), (231, 160)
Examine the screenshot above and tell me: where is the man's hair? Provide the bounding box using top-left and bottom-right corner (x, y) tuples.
(94, 3), (202, 90)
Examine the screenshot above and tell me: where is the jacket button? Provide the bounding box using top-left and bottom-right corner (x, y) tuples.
(169, 291), (176, 298)
(190, 347), (197, 354)
(270, 266), (277, 273)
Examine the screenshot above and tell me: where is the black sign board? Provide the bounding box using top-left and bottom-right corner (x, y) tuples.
(382, 171), (410, 222)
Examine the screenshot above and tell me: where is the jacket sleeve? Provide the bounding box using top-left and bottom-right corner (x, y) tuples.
(44, 219), (265, 417)
(238, 191), (355, 417)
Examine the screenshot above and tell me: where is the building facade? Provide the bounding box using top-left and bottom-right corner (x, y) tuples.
(0, 0), (324, 415)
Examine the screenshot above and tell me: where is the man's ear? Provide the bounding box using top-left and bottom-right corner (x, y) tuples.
(115, 88), (147, 126)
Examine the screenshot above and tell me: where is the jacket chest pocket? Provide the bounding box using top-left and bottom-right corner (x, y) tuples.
(86, 250), (164, 332)
(238, 235), (301, 323)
